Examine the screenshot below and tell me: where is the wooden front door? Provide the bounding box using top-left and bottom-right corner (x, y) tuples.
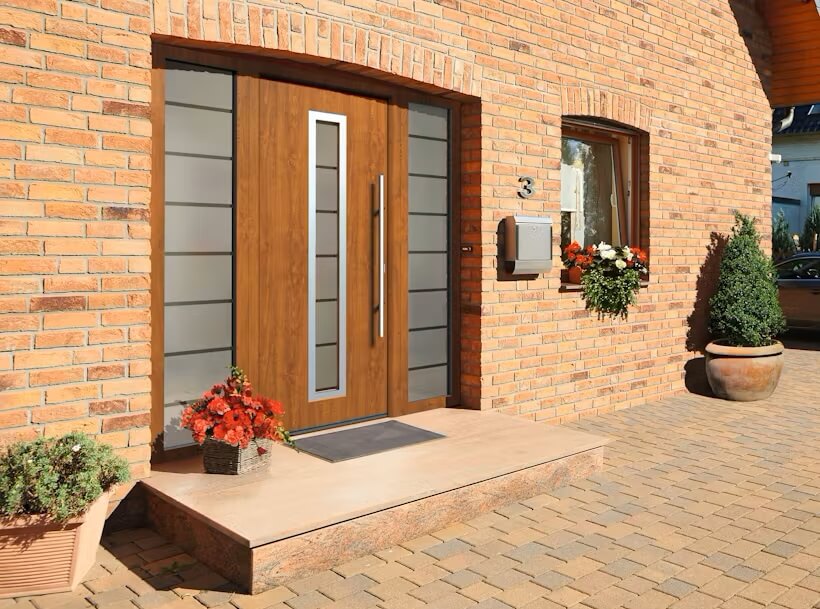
(236, 79), (388, 432)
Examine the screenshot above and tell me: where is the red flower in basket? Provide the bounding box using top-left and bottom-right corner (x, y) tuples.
(180, 367), (290, 452)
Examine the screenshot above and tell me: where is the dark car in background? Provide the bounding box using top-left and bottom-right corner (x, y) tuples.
(776, 253), (820, 329)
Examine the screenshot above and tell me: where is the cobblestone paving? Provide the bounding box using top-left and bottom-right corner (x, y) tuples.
(6, 348), (819, 609)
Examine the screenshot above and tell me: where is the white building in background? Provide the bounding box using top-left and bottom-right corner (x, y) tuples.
(772, 104), (820, 234)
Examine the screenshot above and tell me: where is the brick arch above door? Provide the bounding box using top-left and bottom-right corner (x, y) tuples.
(152, 1), (483, 99)
(561, 86), (653, 133)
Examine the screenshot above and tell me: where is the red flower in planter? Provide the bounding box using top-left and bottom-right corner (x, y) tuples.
(180, 367), (290, 449)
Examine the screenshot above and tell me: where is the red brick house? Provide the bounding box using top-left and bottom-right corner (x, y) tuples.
(0, 0), (781, 498)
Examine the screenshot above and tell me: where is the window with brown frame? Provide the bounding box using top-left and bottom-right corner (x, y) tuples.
(560, 119), (642, 253)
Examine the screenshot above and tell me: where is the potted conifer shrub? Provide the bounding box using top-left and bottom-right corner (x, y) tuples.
(706, 212), (786, 401)
(0, 432), (129, 597)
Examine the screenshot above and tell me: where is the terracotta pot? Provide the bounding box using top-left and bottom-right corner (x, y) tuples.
(0, 492), (109, 598)
(566, 266), (583, 284)
(704, 340), (784, 401)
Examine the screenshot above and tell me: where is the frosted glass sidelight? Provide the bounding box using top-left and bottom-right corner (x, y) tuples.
(165, 64), (233, 110)
(409, 176), (448, 214)
(409, 328), (448, 370)
(165, 206), (232, 253)
(408, 104), (451, 402)
(409, 253), (448, 291)
(409, 138), (448, 177)
(165, 156), (232, 205)
(164, 255), (232, 303)
(165, 106), (232, 157)
(409, 214), (447, 252)
(409, 103), (448, 139)
(164, 350), (232, 406)
(163, 64), (234, 450)
(308, 112), (347, 400)
(164, 303), (232, 354)
(409, 291), (448, 329)
(408, 366), (448, 402)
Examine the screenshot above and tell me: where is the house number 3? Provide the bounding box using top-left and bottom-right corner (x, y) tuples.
(517, 176), (535, 199)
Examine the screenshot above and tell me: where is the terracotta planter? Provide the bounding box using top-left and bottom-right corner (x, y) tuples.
(704, 340), (784, 401)
(203, 438), (272, 475)
(566, 266), (583, 284)
(0, 492), (109, 598)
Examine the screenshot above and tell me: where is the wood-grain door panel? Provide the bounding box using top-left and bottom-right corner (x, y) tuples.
(237, 79), (388, 432)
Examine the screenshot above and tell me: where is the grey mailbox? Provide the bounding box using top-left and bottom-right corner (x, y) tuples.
(504, 215), (553, 275)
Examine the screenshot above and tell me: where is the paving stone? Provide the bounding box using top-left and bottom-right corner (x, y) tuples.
(473, 600), (513, 609)
(288, 571), (344, 595)
(737, 578), (788, 604)
(581, 585), (637, 609)
(667, 591), (721, 609)
(763, 564), (810, 587)
(483, 569), (529, 591)
(403, 564), (450, 586)
(333, 555), (385, 578)
(531, 571), (572, 592)
(131, 590), (182, 609)
(442, 570), (484, 590)
(675, 564), (722, 587)
(494, 582), (545, 608)
(85, 588), (136, 607)
(698, 575), (747, 600)
(283, 590), (332, 609)
(460, 582), (503, 602)
(409, 580), (458, 603)
(505, 543), (548, 562)
(765, 540), (803, 559)
(622, 589), (676, 609)
(367, 577), (418, 601)
(567, 571), (619, 596)
(725, 565), (763, 583)
(772, 585), (818, 609)
(719, 597), (769, 609)
(318, 574), (376, 601)
(613, 576), (656, 595)
(655, 578), (697, 599)
(438, 551), (486, 573)
(425, 592), (475, 609)
(545, 585), (587, 608)
(363, 561), (414, 584)
(324, 590), (379, 609)
(426, 540), (474, 561)
(193, 590), (235, 608)
(701, 553), (743, 572)
(600, 559), (643, 579)
(377, 594), (427, 609)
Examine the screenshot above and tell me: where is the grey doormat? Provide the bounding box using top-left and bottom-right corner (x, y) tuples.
(294, 420), (444, 462)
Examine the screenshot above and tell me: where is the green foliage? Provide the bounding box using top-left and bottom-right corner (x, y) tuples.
(709, 212), (785, 347)
(580, 265), (641, 319)
(799, 203), (820, 251)
(0, 432), (129, 521)
(772, 210), (796, 261)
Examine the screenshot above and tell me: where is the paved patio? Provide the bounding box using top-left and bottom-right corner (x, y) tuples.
(6, 347), (819, 609)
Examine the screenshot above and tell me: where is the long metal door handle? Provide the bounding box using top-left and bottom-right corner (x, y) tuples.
(378, 173), (385, 338)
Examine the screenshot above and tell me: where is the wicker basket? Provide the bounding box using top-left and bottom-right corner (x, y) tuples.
(202, 438), (273, 475)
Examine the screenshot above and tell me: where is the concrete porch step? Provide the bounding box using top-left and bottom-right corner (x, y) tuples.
(142, 409), (608, 593)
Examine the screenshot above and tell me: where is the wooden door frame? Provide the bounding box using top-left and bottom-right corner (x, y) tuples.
(150, 43), (463, 457)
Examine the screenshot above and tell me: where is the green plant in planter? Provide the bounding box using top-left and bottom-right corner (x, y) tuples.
(0, 432), (129, 521)
(772, 209), (795, 261)
(708, 212), (785, 347)
(799, 203), (820, 251)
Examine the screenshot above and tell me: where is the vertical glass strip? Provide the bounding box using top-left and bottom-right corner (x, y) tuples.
(162, 62), (234, 450)
(407, 104), (451, 402)
(308, 112), (347, 400)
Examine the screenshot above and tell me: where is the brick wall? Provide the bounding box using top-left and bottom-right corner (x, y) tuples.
(0, 0), (773, 482)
